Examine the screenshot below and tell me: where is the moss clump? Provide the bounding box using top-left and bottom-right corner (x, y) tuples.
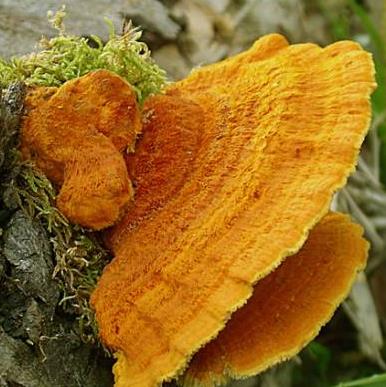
(0, 8), (166, 104)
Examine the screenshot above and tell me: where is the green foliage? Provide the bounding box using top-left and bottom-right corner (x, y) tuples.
(346, 0), (386, 185)
(347, 0), (386, 116)
(317, 0), (351, 41)
(319, 0), (386, 184)
(292, 342), (331, 387)
(294, 342), (383, 387)
(334, 373), (386, 387)
(0, 9), (166, 104)
(307, 342), (331, 378)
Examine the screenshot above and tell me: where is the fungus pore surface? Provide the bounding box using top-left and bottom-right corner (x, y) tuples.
(90, 34), (375, 386)
(182, 212), (368, 386)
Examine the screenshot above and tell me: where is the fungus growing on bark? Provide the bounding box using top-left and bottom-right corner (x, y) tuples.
(20, 33), (375, 387)
(21, 69), (141, 229)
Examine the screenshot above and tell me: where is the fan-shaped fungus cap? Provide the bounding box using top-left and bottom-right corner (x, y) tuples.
(90, 34), (376, 386)
(21, 69), (141, 230)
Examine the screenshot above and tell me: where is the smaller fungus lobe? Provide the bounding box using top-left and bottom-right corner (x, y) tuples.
(182, 212), (368, 386)
(21, 70), (141, 230)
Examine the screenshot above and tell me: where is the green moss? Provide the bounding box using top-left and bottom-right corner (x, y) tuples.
(0, 9), (166, 104)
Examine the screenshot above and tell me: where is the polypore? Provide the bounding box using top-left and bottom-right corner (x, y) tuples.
(21, 34), (376, 387)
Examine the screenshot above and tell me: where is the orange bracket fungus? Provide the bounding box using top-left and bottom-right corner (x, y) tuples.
(21, 34), (376, 386)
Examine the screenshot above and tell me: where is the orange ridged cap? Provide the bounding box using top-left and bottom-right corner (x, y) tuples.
(91, 34), (375, 386)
